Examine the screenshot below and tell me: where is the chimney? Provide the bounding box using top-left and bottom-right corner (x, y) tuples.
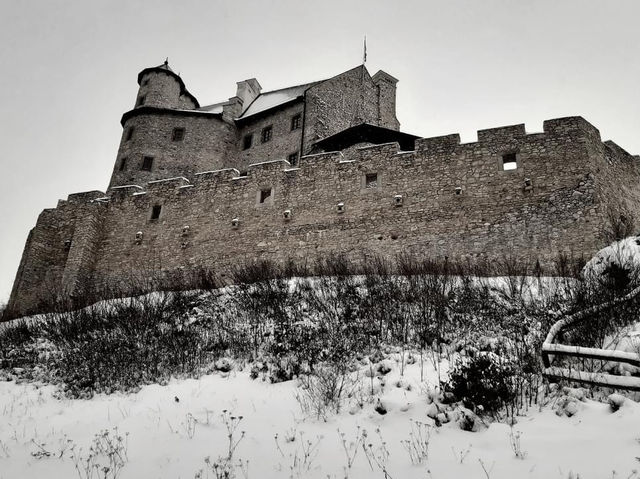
(372, 70), (400, 131)
(236, 78), (262, 111)
(222, 78), (262, 121)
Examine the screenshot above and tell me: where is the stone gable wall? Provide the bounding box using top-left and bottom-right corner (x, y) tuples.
(303, 66), (381, 150)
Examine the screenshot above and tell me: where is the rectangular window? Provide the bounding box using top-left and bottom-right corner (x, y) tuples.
(291, 114), (301, 131)
(136, 95), (146, 107)
(172, 127), (185, 142)
(287, 152), (299, 166)
(261, 125), (272, 143)
(151, 204), (162, 220)
(243, 134), (253, 150)
(502, 153), (518, 171)
(259, 188), (272, 203)
(119, 157), (128, 171)
(125, 127), (135, 141)
(365, 173), (378, 188)
(141, 156), (154, 171)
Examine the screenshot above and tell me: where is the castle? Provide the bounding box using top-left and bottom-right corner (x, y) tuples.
(7, 61), (640, 317)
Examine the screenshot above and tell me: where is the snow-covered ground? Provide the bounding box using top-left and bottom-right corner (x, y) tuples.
(1, 353), (638, 479)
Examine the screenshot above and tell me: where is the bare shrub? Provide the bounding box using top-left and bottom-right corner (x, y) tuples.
(296, 364), (360, 420)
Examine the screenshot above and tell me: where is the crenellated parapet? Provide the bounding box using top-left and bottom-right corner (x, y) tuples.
(7, 115), (640, 318)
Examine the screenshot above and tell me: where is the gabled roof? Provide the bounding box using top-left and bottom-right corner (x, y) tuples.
(237, 82), (320, 120)
(313, 123), (419, 152)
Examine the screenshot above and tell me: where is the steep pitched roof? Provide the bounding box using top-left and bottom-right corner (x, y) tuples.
(237, 82), (319, 120)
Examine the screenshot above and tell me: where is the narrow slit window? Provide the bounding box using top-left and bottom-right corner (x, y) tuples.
(151, 204), (162, 220)
(365, 173), (378, 188)
(243, 134), (253, 150)
(125, 127), (135, 141)
(141, 156), (154, 171)
(172, 127), (185, 142)
(259, 188), (272, 203)
(136, 95), (146, 107)
(502, 153), (518, 171)
(119, 157), (128, 171)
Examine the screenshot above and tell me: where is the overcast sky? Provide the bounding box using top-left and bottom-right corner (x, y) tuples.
(0, 0), (639, 304)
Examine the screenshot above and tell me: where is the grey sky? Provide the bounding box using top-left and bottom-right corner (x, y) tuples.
(1, 0), (638, 304)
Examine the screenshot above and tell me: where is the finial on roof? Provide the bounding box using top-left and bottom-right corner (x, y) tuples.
(164, 58), (169, 67)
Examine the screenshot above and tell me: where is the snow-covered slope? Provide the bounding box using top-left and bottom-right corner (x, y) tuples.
(1, 354), (638, 479)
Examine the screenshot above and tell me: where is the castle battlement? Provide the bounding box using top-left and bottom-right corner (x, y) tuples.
(5, 63), (640, 318)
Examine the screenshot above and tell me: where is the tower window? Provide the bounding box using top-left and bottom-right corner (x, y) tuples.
(119, 157), (128, 171)
(365, 173), (378, 188)
(125, 127), (135, 141)
(259, 188), (272, 203)
(136, 95), (146, 107)
(291, 114), (301, 131)
(172, 127), (185, 142)
(151, 204), (162, 220)
(287, 152), (299, 166)
(141, 156), (154, 171)
(243, 134), (253, 150)
(261, 125), (272, 143)
(502, 153), (518, 171)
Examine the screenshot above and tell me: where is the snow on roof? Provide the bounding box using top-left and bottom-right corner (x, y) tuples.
(196, 102), (225, 114)
(147, 177), (189, 185)
(238, 82), (318, 119)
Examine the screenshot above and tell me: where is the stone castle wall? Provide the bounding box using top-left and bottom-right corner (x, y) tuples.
(9, 115), (639, 317)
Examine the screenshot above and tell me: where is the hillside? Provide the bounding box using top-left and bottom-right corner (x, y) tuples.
(2, 244), (640, 478)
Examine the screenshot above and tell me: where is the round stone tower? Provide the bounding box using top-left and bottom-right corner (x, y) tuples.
(134, 60), (199, 110)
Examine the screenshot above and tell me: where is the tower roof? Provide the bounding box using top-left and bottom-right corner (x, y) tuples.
(136, 60), (200, 108)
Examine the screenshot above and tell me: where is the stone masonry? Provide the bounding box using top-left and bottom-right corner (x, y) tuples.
(6, 61), (640, 317)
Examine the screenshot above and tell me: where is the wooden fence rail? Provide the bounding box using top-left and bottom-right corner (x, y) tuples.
(541, 283), (640, 390)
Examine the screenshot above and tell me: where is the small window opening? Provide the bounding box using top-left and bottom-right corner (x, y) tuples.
(141, 78), (149, 87)
(502, 153), (518, 171)
(337, 202), (345, 213)
(455, 186), (463, 195)
(151, 204), (162, 220)
(261, 125), (272, 143)
(172, 127), (185, 142)
(291, 114), (301, 131)
(365, 173), (378, 188)
(141, 156), (154, 171)
(136, 95), (146, 107)
(243, 134), (253, 150)
(125, 127), (135, 141)
(287, 152), (299, 166)
(259, 188), (272, 203)
(119, 157), (128, 171)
